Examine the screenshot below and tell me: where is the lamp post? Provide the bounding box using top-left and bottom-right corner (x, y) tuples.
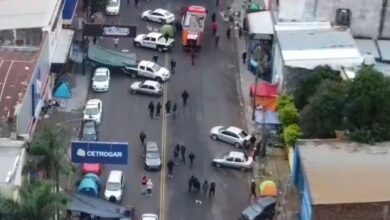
(251, 44), (262, 121)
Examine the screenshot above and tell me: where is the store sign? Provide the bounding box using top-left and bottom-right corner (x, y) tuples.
(83, 24), (136, 38)
(71, 141), (128, 165)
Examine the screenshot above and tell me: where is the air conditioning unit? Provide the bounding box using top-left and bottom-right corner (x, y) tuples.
(335, 8), (351, 27)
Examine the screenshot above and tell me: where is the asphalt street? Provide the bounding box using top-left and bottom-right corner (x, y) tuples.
(86, 0), (250, 219)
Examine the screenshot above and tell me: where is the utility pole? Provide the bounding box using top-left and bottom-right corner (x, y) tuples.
(251, 45), (261, 121)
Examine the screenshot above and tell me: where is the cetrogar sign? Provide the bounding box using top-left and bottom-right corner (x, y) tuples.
(71, 141), (128, 165)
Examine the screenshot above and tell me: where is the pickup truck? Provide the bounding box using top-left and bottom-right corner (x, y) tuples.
(133, 32), (174, 52)
(122, 60), (171, 82)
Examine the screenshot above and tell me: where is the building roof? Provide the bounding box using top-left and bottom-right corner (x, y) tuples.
(0, 138), (25, 186)
(297, 139), (390, 205)
(0, 0), (62, 30)
(276, 25), (363, 69)
(0, 49), (39, 123)
(247, 11), (274, 36)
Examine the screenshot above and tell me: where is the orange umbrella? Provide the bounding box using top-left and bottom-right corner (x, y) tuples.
(259, 180), (278, 197)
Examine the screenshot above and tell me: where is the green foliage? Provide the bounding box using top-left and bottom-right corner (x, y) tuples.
(293, 66), (341, 110)
(277, 95), (294, 110)
(283, 124), (302, 146)
(300, 80), (346, 138)
(279, 103), (299, 127)
(344, 66), (390, 143)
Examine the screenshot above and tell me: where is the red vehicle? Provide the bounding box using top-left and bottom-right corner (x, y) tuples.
(82, 163), (103, 176)
(181, 5), (207, 49)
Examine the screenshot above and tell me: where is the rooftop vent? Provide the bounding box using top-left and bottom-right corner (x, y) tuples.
(335, 8), (351, 27)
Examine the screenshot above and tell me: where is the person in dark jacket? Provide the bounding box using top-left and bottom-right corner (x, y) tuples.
(167, 160), (175, 177)
(148, 101), (155, 119)
(165, 100), (171, 116)
(209, 181), (216, 198)
(156, 102), (162, 117)
(139, 131), (146, 145)
(189, 152), (195, 169)
(181, 90), (189, 106)
(180, 144), (186, 162)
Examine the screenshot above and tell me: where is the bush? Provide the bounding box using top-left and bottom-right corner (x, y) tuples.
(283, 124), (302, 147)
(279, 103), (299, 127)
(277, 95), (294, 110)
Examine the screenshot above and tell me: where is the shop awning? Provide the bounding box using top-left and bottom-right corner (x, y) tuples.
(247, 11), (274, 40)
(63, 0), (78, 25)
(52, 29), (75, 64)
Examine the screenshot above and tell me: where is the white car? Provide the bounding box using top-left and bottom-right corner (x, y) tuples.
(123, 60), (171, 82)
(104, 170), (124, 203)
(210, 126), (251, 148)
(83, 99), (102, 124)
(106, 0), (120, 15)
(141, 213), (159, 220)
(142, 9), (175, 24)
(133, 32), (175, 52)
(130, 80), (163, 96)
(92, 68), (110, 92)
(212, 151), (253, 172)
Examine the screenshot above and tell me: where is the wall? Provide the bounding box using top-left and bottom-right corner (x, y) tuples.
(313, 202), (390, 220)
(271, 43), (284, 91)
(276, 0), (390, 38)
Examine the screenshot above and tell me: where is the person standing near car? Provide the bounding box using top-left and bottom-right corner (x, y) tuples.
(146, 178), (153, 196)
(141, 176), (148, 194)
(250, 179), (257, 199)
(139, 131), (146, 145)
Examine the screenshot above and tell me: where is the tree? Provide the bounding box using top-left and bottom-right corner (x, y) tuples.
(344, 66), (390, 143)
(0, 180), (67, 220)
(278, 103), (299, 127)
(283, 124), (302, 146)
(293, 66), (341, 110)
(300, 80), (346, 138)
(277, 95), (294, 110)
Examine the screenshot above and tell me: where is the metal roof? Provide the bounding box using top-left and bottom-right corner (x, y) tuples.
(297, 139), (390, 205)
(247, 11), (274, 36)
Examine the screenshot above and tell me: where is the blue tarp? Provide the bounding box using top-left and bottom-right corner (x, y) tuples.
(255, 110), (281, 125)
(63, 0), (78, 21)
(54, 82), (72, 99)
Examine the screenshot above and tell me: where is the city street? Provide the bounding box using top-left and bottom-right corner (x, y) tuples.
(87, 0), (250, 219)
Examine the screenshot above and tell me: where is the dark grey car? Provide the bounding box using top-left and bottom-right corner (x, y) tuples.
(241, 197), (276, 220)
(80, 120), (98, 141)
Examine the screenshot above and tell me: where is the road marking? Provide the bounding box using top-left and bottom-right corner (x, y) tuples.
(159, 53), (169, 220)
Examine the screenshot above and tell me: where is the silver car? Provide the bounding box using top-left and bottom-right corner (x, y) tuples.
(130, 80), (162, 96)
(144, 142), (162, 171)
(210, 126), (251, 148)
(212, 151), (253, 172)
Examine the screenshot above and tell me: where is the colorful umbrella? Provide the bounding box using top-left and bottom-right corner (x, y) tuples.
(259, 180), (277, 197)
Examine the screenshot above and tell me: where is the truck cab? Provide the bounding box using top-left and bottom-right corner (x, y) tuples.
(124, 60), (171, 82)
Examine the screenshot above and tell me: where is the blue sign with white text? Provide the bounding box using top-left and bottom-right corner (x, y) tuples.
(71, 141), (128, 165)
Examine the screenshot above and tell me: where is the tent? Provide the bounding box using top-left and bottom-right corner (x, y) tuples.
(259, 180), (278, 197)
(54, 82), (72, 99)
(247, 3), (263, 13)
(161, 24), (175, 38)
(249, 83), (279, 111)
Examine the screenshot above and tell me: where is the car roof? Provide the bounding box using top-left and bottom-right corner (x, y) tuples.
(139, 60), (155, 67)
(146, 141), (159, 151)
(155, 8), (169, 14)
(228, 151), (245, 158)
(226, 126), (242, 134)
(144, 80), (160, 86)
(86, 99), (101, 106)
(107, 170), (123, 182)
(255, 197), (277, 207)
(95, 67), (109, 73)
(146, 32), (162, 38)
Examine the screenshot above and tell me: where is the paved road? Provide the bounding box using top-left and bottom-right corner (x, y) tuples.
(86, 0), (250, 219)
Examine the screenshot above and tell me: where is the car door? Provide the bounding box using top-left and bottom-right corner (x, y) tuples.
(139, 65), (147, 77)
(151, 12), (160, 22)
(223, 157), (235, 167)
(142, 37), (151, 47)
(139, 84), (149, 93)
(147, 85), (156, 94)
(150, 37), (157, 49)
(146, 67), (155, 78)
(233, 157), (244, 168)
(220, 131), (235, 144)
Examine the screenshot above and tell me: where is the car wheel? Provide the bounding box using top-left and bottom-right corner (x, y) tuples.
(131, 73), (137, 78)
(157, 47), (163, 52)
(240, 167), (247, 172)
(234, 142), (241, 148)
(134, 42), (141, 47)
(130, 89), (136, 94)
(211, 134), (218, 140)
(159, 19), (165, 24)
(156, 77), (163, 83)
(215, 163), (221, 168)
(142, 16), (149, 21)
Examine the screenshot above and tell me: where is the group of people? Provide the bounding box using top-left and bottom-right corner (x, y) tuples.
(188, 176), (216, 198)
(166, 144), (196, 177)
(141, 175), (154, 196)
(147, 90), (189, 119)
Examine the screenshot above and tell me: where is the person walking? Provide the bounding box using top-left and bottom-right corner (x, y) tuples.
(189, 152), (195, 169)
(172, 102), (177, 118)
(250, 179), (257, 199)
(191, 52), (196, 66)
(238, 26), (243, 39)
(148, 101), (155, 119)
(226, 27), (231, 39)
(193, 178), (200, 194)
(167, 160), (175, 177)
(173, 145), (180, 163)
(209, 181), (216, 198)
(211, 22), (218, 36)
(165, 100), (171, 116)
(202, 180), (209, 195)
(156, 102), (162, 118)
(146, 179), (153, 196)
(152, 54), (159, 63)
(249, 134), (256, 148)
(242, 51), (247, 64)
(114, 37), (119, 48)
(141, 176), (147, 194)
(139, 131), (146, 145)
(215, 33), (220, 47)
(181, 90), (189, 106)
(180, 144), (186, 162)
(170, 59), (176, 74)
(134, 0), (138, 7)
(188, 176), (195, 192)
(211, 12), (216, 22)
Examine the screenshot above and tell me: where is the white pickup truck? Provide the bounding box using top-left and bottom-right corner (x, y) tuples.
(122, 60), (171, 82)
(133, 32), (174, 52)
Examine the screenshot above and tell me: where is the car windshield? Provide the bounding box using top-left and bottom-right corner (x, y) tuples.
(243, 204), (262, 219)
(239, 131), (248, 138)
(163, 11), (171, 16)
(151, 63), (161, 72)
(94, 74), (107, 82)
(108, 0), (118, 6)
(85, 106), (99, 115)
(83, 124), (96, 135)
(222, 153), (230, 159)
(106, 182), (121, 191)
(146, 152), (159, 159)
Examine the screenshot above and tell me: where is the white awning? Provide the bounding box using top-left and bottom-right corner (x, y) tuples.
(52, 29), (75, 64)
(247, 11), (274, 39)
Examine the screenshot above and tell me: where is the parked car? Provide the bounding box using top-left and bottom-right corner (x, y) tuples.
(130, 80), (163, 96)
(104, 170), (125, 203)
(80, 120), (98, 141)
(210, 126), (251, 148)
(83, 99), (103, 124)
(141, 9), (175, 24)
(106, 0), (120, 15)
(241, 197), (277, 220)
(78, 173), (101, 198)
(122, 60), (170, 82)
(141, 213), (159, 220)
(82, 163), (103, 176)
(144, 141), (162, 171)
(133, 32), (174, 52)
(212, 151), (253, 172)
(92, 67), (110, 92)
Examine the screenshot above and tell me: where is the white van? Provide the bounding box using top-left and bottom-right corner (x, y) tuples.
(104, 170), (124, 203)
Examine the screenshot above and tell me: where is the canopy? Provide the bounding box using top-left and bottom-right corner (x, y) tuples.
(247, 3), (263, 13)
(250, 83), (278, 98)
(87, 43), (137, 67)
(68, 193), (132, 218)
(161, 24), (175, 38)
(259, 180), (278, 197)
(255, 110), (281, 125)
(54, 82), (72, 99)
(247, 11), (274, 39)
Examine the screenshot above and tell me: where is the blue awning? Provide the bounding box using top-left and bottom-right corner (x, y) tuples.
(54, 82), (72, 99)
(63, 0), (78, 24)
